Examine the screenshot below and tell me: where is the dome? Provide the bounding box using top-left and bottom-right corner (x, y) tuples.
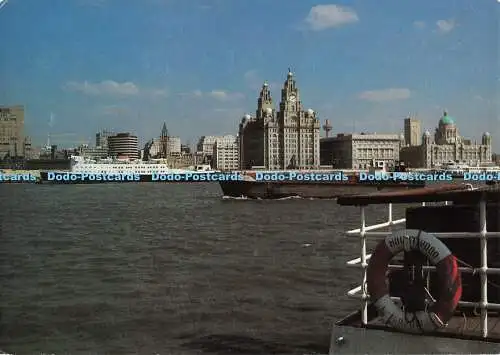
(439, 111), (455, 125)
(424, 130), (431, 136)
(265, 107), (273, 115)
(263, 81), (268, 87)
(307, 108), (314, 115)
(484, 132), (490, 136)
(243, 114), (251, 120)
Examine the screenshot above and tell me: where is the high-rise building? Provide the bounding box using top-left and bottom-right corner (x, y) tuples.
(195, 134), (239, 169)
(239, 69), (320, 169)
(0, 105), (25, 159)
(168, 136), (181, 154)
(213, 135), (239, 171)
(95, 129), (114, 151)
(108, 132), (139, 158)
(404, 117), (422, 146)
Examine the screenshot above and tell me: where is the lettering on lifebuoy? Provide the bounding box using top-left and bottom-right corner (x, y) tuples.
(387, 235), (439, 260)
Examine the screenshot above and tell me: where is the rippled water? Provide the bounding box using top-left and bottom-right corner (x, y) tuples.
(0, 183), (406, 354)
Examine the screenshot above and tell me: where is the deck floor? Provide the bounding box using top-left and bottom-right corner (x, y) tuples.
(367, 313), (500, 341)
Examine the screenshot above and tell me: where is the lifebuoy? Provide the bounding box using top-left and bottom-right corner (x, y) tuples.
(367, 229), (462, 332)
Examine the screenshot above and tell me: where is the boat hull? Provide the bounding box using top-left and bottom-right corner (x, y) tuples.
(219, 180), (425, 199)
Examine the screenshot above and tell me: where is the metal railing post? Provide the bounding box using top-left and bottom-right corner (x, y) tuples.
(479, 199), (488, 337)
(360, 206), (368, 324)
(388, 203), (393, 227)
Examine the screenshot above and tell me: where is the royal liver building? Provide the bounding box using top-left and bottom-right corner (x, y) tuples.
(239, 70), (320, 170)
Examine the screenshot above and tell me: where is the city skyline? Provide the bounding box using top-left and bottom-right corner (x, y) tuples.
(1, 0), (498, 150)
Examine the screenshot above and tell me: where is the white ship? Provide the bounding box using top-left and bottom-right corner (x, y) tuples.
(68, 155), (215, 175)
(39, 155), (216, 183)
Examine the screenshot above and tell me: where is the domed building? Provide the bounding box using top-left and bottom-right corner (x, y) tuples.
(400, 111), (492, 168)
(238, 69), (320, 169)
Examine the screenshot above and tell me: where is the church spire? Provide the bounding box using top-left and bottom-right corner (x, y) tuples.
(161, 122), (168, 138)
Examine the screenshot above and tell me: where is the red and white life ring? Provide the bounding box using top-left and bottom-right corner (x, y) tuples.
(367, 229), (462, 332)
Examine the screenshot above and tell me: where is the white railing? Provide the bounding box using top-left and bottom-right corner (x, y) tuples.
(346, 199), (500, 338)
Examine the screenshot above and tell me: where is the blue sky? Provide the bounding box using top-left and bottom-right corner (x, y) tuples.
(1, 0), (498, 151)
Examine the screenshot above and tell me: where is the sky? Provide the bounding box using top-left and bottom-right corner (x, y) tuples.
(0, 0), (499, 151)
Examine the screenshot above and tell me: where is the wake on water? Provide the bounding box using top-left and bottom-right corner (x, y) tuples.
(221, 195), (337, 201)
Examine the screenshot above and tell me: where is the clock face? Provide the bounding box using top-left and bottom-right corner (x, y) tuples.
(289, 94), (296, 102)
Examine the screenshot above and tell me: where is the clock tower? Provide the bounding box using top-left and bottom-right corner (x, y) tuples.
(280, 68), (301, 113)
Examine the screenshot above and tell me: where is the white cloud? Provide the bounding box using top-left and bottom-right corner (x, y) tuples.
(244, 70), (261, 90)
(63, 80), (167, 98)
(208, 90), (230, 100)
(187, 89), (244, 101)
(0, 0), (9, 11)
(436, 19), (455, 33)
(358, 88), (411, 102)
(304, 4), (359, 31)
(413, 21), (426, 29)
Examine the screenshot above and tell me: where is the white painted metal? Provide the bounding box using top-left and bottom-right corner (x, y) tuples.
(360, 207), (368, 324)
(479, 200), (488, 337)
(329, 323), (500, 354)
(345, 197), (498, 338)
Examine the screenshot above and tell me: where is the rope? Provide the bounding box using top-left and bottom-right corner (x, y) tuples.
(401, 230), (426, 331)
(454, 255), (500, 290)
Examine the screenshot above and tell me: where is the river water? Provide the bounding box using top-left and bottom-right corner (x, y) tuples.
(0, 183), (406, 354)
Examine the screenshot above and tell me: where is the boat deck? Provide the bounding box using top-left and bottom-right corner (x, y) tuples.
(332, 309), (500, 354)
(339, 307), (500, 342)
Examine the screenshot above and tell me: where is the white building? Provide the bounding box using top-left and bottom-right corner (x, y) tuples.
(400, 112), (492, 168)
(197, 135), (236, 155)
(320, 133), (403, 169)
(213, 136), (239, 171)
(168, 136), (181, 154)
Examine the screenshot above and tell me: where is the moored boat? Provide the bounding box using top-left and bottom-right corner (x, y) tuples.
(39, 155), (218, 184)
(329, 183), (500, 354)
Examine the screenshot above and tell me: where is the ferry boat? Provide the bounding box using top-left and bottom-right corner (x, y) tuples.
(436, 161), (471, 177)
(329, 182), (500, 354)
(39, 155), (216, 184)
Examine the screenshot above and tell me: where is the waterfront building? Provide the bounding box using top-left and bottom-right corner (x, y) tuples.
(108, 132), (139, 159)
(95, 129), (114, 152)
(239, 69), (320, 170)
(493, 153), (500, 166)
(77, 144), (108, 159)
(320, 133), (403, 169)
(196, 135), (238, 165)
(0, 105), (31, 159)
(145, 123), (181, 158)
(168, 136), (181, 155)
(147, 136), (182, 157)
(213, 135), (239, 171)
(404, 117), (422, 146)
(400, 111), (492, 168)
